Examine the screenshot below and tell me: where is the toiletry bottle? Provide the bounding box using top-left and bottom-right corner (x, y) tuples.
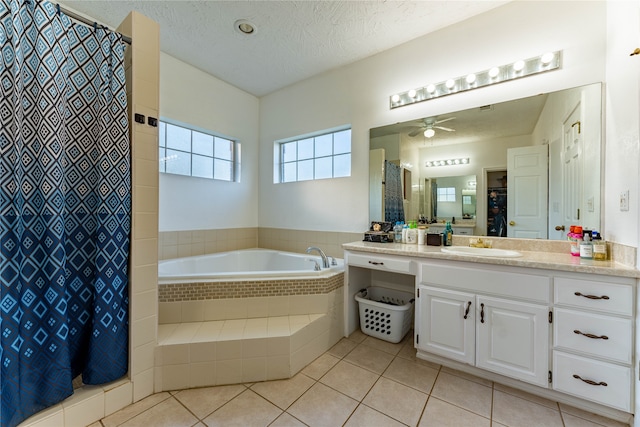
(592, 232), (607, 260)
(402, 223), (409, 244)
(443, 222), (453, 246)
(579, 230), (593, 259)
(417, 226), (426, 245)
(408, 222), (419, 244)
(393, 222), (403, 243)
(571, 226), (583, 256)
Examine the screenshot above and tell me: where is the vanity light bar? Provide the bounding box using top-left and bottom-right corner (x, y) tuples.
(390, 51), (562, 109)
(426, 158), (470, 167)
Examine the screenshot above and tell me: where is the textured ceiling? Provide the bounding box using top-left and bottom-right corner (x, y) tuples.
(61, 1), (508, 97)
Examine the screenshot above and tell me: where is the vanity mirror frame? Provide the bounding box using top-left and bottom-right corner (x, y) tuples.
(370, 82), (604, 240)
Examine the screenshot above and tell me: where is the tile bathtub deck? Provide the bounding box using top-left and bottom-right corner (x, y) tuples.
(92, 330), (629, 427)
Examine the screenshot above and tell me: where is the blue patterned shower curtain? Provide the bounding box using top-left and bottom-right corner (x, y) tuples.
(0, 1), (131, 426)
(384, 161), (404, 224)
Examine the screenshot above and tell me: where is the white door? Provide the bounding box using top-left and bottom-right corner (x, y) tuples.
(507, 145), (548, 238)
(416, 285), (475, 365)
(561, 104), (583, 228)
(476, 296), (550, 387)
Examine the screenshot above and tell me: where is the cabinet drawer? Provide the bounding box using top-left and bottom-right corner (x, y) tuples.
(553, 351), (631, 412)
(347, 253), (412, 274)
(554, 277), (633, 316)
(553, 309), (632, 364)
(454, 228), (472, 235)
(420, 262), (550, 303)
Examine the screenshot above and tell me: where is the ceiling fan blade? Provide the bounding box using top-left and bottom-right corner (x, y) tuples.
(434, 117), (456, 125)
(435, 126), (455, 132)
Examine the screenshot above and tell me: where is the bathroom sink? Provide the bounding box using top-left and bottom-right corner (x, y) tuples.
(441, 246), (523, 258)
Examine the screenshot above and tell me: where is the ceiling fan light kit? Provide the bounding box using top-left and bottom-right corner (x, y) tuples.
(408, 116), (456, 138)
(389, 51), (562, 109)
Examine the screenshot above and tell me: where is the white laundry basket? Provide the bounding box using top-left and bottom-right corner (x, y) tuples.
(355, 287), (414, 343)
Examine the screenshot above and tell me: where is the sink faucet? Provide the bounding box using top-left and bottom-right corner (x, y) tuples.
(305, 246), (329, 268)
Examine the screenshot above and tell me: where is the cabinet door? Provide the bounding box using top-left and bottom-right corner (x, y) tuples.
(416, 285), (475, 365)
(476, 296), (549, 387)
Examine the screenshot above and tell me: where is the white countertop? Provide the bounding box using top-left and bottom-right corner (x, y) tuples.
(343, 241), (640, 279)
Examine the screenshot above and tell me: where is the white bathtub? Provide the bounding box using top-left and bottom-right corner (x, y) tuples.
(158, 248), (344, 283)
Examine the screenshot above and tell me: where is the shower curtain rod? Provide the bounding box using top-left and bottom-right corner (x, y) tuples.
(54, 3), (132, 45)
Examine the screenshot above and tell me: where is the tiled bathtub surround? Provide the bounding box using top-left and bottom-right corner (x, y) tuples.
(158, 227), (361, 260)
(154, 288), (344, 391)
(157, 268), (344, 392)
(158, 227), (259, 260)
(159, 274), (343, 303)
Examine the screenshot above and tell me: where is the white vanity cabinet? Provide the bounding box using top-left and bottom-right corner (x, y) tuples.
(416, 260), (551, 387)
(343, 251), (415, 337)
(551, 275), (635, 412)
(343, 244), (639, 422)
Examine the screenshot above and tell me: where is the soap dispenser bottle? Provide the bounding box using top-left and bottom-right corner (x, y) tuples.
(579, 230), (593, 259)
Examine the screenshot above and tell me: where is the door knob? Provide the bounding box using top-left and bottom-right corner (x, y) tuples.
(509, 221), (515, 226)
(555, 225), (565, 231)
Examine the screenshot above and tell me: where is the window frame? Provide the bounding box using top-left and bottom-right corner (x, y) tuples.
(158, 119), (240, 182)
(437, 187), (457, 202)
(275, 126), (352, 183)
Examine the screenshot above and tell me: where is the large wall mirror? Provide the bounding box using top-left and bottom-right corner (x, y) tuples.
(370, 83), (603, 240)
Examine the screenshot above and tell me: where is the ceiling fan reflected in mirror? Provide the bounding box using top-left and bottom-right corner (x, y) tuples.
(408, 116), (456, 138)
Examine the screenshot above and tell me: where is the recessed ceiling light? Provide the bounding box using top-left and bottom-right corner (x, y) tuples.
(235, 19), (256, 35)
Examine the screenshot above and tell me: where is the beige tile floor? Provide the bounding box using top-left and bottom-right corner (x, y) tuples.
(92, 330), (629, 427)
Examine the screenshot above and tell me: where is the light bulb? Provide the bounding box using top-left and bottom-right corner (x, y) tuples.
(408, 89), (417, 98)
(454, 159), (460, 165)
(513, 60), (525, 72)
(461, 158), (469, 164)
(466, 73), (476, 84)
(446, 160), (453, 165)
(426, 84), (436, 93)
(426, 161), (433, 167)
(391, 94), (400, 103)
(445, 79), (455, 89)
(489, 67), (500, 78)
(541, 52), (555, 65)
(424, 128), (435, 138)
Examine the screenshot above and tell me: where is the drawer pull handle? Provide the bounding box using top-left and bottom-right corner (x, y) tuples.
(463, 301), (472, 319)
(574, 292), (609, 300)
(480, 303), (485, 323)
(573, 330), (609, 340)
(368, 261), (384, 265)
(573, 374), (607, 387)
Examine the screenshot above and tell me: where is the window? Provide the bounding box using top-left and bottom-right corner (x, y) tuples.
(158, 121), (238, 181)
(277, 128), (351, 183)
(437, 187), (456, 202)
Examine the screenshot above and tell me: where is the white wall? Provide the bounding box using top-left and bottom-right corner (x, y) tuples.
(416, 134), (531, 230)
(259, 1), (610, 234)
(605, 1), (640, 249)
(159, 53), (260, 231)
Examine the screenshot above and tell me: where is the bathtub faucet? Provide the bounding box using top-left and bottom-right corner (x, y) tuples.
(305, 246), (329, 268)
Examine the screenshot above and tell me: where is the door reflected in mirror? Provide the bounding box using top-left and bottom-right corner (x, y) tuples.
(369, 83), (603, 240)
